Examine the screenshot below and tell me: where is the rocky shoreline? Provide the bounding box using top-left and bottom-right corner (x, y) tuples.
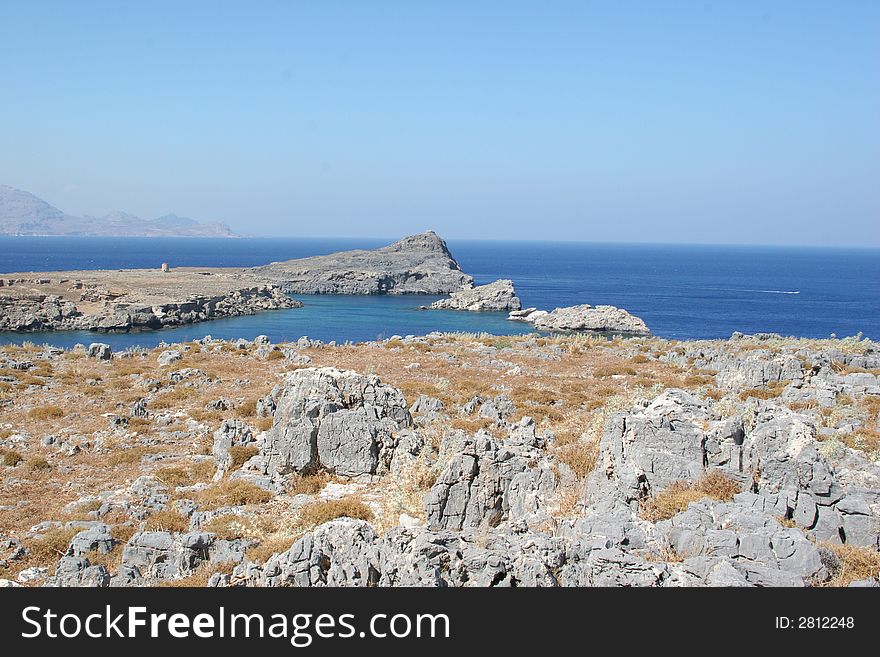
(0, 270), (300, 333)
(1, 331), (878, 587)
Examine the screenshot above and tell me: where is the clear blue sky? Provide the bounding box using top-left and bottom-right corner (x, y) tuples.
(1, 1), (878, 245)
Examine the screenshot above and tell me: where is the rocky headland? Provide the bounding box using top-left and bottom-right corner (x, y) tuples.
(1, 331), (878, 587)
(0, 269), (299, 332)
(250, 231), (473, 295)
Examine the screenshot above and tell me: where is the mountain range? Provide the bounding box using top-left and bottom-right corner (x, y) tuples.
(0, 185), (239, 237)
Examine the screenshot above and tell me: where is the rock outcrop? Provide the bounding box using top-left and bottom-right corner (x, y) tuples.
(252, 231), (473, 295)
(260, 367), (413, 479)
(513, 303), (650, 335)
(427, 279), (522, 312)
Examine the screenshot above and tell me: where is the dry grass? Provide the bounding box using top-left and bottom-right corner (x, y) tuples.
(23, 456), (51, 472)
(299, 496), (374, 527)
(144, 508), (189, 533)
(820, 544), (880, 587)
(739, 380), (789, 401)
(555, 439), (599, 479)
(228, 445), (259, 470)
(0, 446), (24, 466)
(288, 472), (330, 496)
(640, 471), (741, 522)
(837, 428), (880, 454)
(24, 526), (80, 564)
(194, 480), (274, 509)
(155, 461), (216, 487)
(245, 535), (297, 564)
(27, 405), (65, 420)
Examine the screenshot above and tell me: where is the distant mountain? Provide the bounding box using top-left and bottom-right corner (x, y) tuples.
(0, 185), (239, 237)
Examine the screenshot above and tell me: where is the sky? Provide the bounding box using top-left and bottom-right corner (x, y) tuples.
(0, 1), (878, 245)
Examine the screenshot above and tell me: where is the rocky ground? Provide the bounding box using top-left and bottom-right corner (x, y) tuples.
(0, 268), (300, 332)
(0, 331), (878, 587)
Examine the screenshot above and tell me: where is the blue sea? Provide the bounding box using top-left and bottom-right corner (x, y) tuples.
(1, 237), (878, 349)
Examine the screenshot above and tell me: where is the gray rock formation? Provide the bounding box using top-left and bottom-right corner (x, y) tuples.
(424, 419), (556, 531)
(260, 367), (413, 479)
(525, 303), (650, 335)
(0, 281), (300, 333)
(252, 231), (473, 295)
(427, 279), (521, 312)
(87, 342), (112, 360)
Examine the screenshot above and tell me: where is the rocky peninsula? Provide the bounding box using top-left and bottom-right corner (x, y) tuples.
(0, 268), (299, 332)
(1, 331), (878, 587)
(250, 231), (473, 295)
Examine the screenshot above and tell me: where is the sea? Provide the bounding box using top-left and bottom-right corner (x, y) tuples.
(1, 236), (878, 349)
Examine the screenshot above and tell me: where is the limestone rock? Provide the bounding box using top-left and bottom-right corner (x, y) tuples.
(261, 367), (413, 479)
(252, 231), (473, 295)
(530, 304), (650, 335)
(428, 279), (521, 312)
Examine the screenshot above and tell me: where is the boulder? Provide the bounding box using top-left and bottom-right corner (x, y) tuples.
(528, 304), (650, 335)
(428, 279), (521, 312)
(260, 367), (413, 479)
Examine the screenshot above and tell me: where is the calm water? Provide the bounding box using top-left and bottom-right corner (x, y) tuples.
(1, 237), (878, 348)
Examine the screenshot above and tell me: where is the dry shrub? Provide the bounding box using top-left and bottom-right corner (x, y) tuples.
(111, 523), (138, 545)
(195, 480), (273, 509)
(739, 380), (789, 401)
(299, 497), (373, 527)
(267, 350), (285, 361)
(256, 417), (274, 432)
(451, 417), (496, 433)
(237, 398), (258, 417)
(821, 544), (880, 587)
(246, 535), (296, 564)
(228, 445), (259, 470)
(105, 446), (152, 466)
(201, 514), (262, 540)
(630, 354), (649, 364)
(289, 472), (330, 496)
(24, 456), (51, 471)
(594, 365), (637, 378)
(156, 461), (215, 487)
(838, 428), (880, 453)
(127, 417), (151, 430)
(25, 526), (80, 564)
(683, 374), (713, 387)
(640, 471), (741, 522)
(28, 405), (65, 420)
(0, 447), (23, 466)
(144, 508), (189, 532)
(555, 439), (600, 479)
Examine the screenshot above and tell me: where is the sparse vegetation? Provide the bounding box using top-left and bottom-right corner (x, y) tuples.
(821, 543), (880, 587)
(640, 471), (741, 522)
(299, 497), (374, 527)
